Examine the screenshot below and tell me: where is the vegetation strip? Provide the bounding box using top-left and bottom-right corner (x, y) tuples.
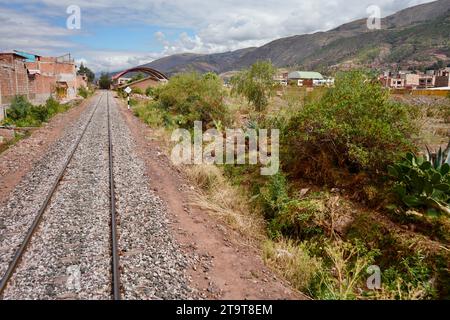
(128, 65), (450, 300)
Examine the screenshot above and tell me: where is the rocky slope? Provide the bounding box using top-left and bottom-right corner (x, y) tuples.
(144, 0), (450, 75)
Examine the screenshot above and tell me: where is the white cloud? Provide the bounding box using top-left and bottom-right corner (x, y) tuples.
(0, 7), (73, 53)
(74, 50), (165, 72)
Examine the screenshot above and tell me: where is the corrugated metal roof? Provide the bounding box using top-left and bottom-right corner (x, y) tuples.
(13, 51), (38, 62)
(288, 71), (324, 80)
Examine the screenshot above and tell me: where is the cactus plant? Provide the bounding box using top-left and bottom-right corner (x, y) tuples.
(425, 141), (450, 169)
(388, 152), (450, 216)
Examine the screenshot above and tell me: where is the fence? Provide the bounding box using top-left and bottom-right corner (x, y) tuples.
(391, 89), (450, 97)
(0, 105), (7, 121)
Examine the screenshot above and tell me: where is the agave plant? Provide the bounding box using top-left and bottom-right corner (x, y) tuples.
(425, 141), (450, 169)
(388, 152), (450, 216)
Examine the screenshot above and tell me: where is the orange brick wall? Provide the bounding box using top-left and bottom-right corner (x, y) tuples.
(0, 54), (29, 104)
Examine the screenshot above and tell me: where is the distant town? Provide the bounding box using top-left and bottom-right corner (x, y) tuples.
(2, 48), (450, 122)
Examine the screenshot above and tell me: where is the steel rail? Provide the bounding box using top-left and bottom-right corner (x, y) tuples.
(106, 92), (121, 300)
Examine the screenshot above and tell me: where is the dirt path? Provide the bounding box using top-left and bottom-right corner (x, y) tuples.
(116, 96), (306, 300)
(0, 98), (91, 204)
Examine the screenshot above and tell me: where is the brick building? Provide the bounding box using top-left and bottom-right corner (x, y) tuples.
(0, 53), (30, 105)
(0, 51), (87, 120)
(434, 67), (450, 88)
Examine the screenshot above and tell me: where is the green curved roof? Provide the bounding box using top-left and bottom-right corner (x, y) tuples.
(288, 71), (324, 80)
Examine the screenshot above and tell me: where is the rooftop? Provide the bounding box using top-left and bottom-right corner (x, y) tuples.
(288, 71), (324, 80)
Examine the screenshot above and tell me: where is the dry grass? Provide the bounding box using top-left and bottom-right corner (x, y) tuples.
(185, 164), (266, 241)
(263, 239), (320, 295)
(369, 280), (430, 300)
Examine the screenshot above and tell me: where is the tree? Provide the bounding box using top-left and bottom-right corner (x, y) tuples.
(154, 72), (228, 128)
(427, 59), (445, 71)
(77, 63), (95, 83)
(231, 60), (276, 111)
(98, 73), (112, 89)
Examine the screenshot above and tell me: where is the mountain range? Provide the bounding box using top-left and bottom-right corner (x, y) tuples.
(144, 0), (450, 76)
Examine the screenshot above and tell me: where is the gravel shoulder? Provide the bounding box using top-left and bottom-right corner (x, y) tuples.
(116, 96), (305, 300)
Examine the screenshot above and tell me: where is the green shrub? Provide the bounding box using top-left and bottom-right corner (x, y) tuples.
(132, 87), (144, 95)
(129, 98), (138, 107)
(5, 96), (68, 127)
(310, 240), (380, 300)
(98, 73), (111, 89)
(231, 60), (276, 111)
(388, 152), (450, 215)
(145, 86), (154, 97)
(7, 95), (33, 120)
(382, 251), (437, 299)
(283, 70), (417, 186)
(153, 72), (229, 128)
(269, 198), (326, 241)
(133, 102), (168, 127)
(78, 86), (89, 99)
(257, 173), (325, 240)
(259, 173), (291, 220)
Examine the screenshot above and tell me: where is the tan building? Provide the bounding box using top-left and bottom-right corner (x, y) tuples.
(380, 71), (438, 90)
(404, 74), (420, 89)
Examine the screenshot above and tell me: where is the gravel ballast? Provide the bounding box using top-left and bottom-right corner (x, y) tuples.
(109, 95), (193, 300)
(1, 93), (111, 299)
(0, 92), (194, 300)
(0, 94), (102, 280)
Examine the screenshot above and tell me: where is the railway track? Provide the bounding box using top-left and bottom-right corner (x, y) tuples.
(0, 91), (122, 300)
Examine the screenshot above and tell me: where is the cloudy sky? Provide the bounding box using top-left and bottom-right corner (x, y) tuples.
(0, 0), (435, 72)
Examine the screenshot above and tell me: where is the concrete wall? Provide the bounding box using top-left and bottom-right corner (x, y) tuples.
(0, 105), (6, 121)
(405, 74), (420, 87)
(391, 89), (450, 97)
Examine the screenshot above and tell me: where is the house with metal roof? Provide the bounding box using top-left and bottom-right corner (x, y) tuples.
(287, 71), (329, 87)
(288, 71), (324, 80)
